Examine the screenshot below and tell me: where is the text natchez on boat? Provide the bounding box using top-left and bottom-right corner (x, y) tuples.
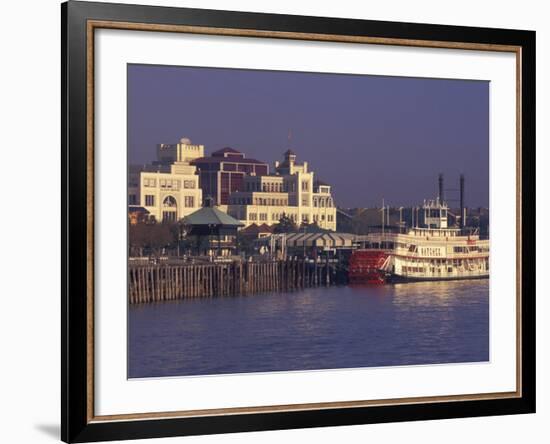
(349, 198), (489, 284)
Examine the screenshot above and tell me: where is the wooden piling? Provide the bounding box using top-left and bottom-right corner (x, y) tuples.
(128, 256), (342, 304)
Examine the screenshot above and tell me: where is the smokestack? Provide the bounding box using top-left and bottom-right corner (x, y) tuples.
(438, 173), (444, 203)
(460, 174), (465, 228)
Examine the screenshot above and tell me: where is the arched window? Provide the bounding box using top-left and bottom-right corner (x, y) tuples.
(163, 196), (177, 208)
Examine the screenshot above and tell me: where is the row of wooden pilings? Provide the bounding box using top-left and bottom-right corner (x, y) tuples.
(128, 258), (346, 304)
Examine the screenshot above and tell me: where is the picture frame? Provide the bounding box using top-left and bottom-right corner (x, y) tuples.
(61, 1), (536, 442)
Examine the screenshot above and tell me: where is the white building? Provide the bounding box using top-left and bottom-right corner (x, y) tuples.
(128, 138), (203, 223)
(225, 150), (337, 231)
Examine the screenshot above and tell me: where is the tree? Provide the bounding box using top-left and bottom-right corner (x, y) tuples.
(236, 233), (256, 256)
(129, 222), (179, 257)
(273, 213), (297, 233)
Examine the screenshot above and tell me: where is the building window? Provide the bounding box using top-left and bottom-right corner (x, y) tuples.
(145, 195), (155, 206)
(184, 180), (195, 189)
(129, 194), (137, 205)
(302, 197), (308, 206)
(260, 213), (267, 221)
(144, 178), (156, 187)
(184, 196), (195, 207)
(163, 196), (177, 208)
(249, 213), (257, 221)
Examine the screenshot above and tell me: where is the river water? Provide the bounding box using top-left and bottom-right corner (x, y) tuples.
(128, 280), (489, 378)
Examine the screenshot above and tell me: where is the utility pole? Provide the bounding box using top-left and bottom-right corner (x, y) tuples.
(381, 198), (385, 236)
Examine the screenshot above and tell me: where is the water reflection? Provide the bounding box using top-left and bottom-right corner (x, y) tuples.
(129, 280), (489, 378)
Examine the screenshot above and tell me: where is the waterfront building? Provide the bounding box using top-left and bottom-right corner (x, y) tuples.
(181, 198), (244, 257)
(226, 150), (337, 231)
(129, 141), (337, 231)
(191, 147), (269, 205)
(128, 138), (203, 223)
(257, 232), (355, 258)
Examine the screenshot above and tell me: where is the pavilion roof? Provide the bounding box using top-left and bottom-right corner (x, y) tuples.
(182, 206), (244, 227)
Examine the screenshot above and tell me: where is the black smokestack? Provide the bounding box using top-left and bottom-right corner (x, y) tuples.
(460, 174), (465, 228)
(438, 173), (444, 203)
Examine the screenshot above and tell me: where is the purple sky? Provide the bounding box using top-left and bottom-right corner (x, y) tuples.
(128, 64), (489, 208)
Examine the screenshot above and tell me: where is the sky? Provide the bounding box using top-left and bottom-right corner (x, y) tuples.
(128, 64), (489, 208)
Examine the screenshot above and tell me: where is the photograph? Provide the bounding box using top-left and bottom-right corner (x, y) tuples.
(126, 64), (490, 379)
(57, 1), (537, 441)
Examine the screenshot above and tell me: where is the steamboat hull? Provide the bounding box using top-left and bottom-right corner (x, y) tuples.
(387, 273), (489, 283)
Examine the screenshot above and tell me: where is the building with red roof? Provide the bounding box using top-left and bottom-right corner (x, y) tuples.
(191, 147), (269, 205)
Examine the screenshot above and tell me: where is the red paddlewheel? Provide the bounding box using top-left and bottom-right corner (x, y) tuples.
(348, 250), (390, 284)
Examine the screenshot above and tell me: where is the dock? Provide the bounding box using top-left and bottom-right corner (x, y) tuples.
(128, 258), (346, 304)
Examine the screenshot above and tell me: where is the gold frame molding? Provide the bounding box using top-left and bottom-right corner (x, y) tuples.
(86, 19), (523, 424)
